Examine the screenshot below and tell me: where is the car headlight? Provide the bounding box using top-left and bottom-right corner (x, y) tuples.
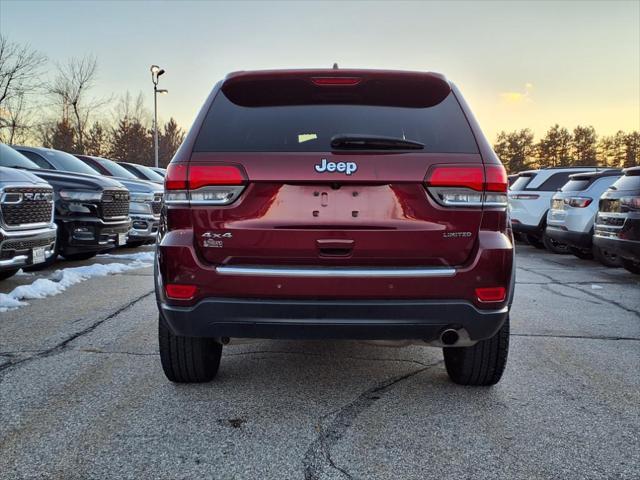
(129, 192), (155, 203)
(129, 201), (153, 214)
(59, 190), (102, 202)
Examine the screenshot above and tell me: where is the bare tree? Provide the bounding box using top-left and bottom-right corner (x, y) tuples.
(49, 55), (106, 153)
(0, 34), (46, 140)
(1, 92), (30, 144)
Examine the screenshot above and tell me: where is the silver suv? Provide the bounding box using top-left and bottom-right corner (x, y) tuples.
(546, 170), (622, 265)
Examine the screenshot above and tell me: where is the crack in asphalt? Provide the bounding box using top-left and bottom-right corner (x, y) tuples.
(0, 290), (154, 379)
(302, 360), (443, 480)
(518, 266), (640, 319)
(223, 349), (433, 368)
(540, 284), (604, 306)
(512, 332), (640, 341)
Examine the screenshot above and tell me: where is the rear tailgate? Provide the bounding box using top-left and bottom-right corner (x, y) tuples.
(189, 152), (483, 267)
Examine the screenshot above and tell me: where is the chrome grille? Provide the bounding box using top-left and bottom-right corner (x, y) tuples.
(151, 193), (163, 215)
(0, 187), (54, 227)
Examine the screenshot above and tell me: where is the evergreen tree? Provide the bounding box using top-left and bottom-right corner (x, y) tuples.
(536, 124), (572, 168)
(109, 117), (152, 164)
(83, 121), (109, 157)
(50, 118), (75, 152)
(493, 129), (535, 173)
(571, 126), (598, 166)
(158, 117), (185, 166)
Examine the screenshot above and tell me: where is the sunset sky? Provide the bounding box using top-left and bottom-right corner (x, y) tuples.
(2, 0), (639, 141)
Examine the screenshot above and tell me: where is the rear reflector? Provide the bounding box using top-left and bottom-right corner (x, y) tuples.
(311, 77), (362, 86)
(165, 284), (197, 300)
(475, 287), (506, 302)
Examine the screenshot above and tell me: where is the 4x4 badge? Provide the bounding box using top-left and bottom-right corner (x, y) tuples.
(202, 231), (232, 248)
(314, 158), (357, 176)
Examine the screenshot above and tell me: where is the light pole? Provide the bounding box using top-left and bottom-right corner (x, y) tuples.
(150, 65), (167, 168)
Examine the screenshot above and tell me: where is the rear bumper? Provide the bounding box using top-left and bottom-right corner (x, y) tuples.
(545, 226), (592, 249)
(511, 220), (543, 237)
(159, 297), (509, 341)
(593, 236), (640, 262)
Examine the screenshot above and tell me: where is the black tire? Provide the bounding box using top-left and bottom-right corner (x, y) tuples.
(592, 246), (621, 268)
(158, 313), (222, 383)
(525, 234), (545, 249)
(61, 251), (97, 261)
(621, 258), (640, 275)
(542, 234), (569, 254)
(0, 269), (19, 281)
(569, 246), (594, 260)
(443, 316), (509, 386)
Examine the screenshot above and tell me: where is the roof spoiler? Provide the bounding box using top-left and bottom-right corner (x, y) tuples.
(221, 69), (451, 108)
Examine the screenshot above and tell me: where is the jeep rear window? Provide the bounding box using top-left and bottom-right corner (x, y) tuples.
(194, 91), (478, 153)
(509, 175), (534, 191)
(611, 174), (640, 191)
(561, 179), (591, 192)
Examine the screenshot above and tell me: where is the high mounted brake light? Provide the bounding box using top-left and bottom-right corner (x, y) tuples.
(311, 77), (362, 86)
(164, 164), (247, 205)
(425, 165), (508, 208)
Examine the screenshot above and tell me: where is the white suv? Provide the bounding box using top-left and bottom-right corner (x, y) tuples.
(509, 167), (598, 252)
(546, 170), (622, 265)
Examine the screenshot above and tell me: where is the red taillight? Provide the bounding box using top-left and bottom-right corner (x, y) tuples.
(311, 77), (362, 86)
(426, 165), (484, 191)
(565, 197), (593, 208)
(165, 163), (188, 190)
(164, 164), (247, 206)
(189, 165), (246, 190)
(621, 196), (640, 210)
(425, 164), (508, 207)
(475, 287), (506, 302)
(165, 284), (197, 300)
(484, 165), (508, 193)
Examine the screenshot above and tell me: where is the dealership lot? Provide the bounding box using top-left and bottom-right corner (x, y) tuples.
(0, 244), (638, 479)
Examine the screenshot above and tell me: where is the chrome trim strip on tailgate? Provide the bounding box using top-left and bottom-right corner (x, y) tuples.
(215, 266), (456, 278)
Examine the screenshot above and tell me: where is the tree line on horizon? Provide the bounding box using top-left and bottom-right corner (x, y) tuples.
(0, 35), (184, 167)
(494, 125), (639, 174)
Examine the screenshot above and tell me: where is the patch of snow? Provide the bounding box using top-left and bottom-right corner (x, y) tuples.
(15, 269), (34, 276)
(591, 284), (603, 290)
(97, 251), (155, 262)
(0, 260), (151, 312)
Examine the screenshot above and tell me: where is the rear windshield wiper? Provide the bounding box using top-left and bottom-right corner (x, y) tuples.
(330, 134), (424, 150)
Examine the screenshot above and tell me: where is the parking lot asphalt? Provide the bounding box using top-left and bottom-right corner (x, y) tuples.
(1, 244), (639, 480)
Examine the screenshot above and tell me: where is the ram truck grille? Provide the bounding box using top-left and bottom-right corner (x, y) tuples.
(101, 190), (130, 220)
(0, 187), (54, 227)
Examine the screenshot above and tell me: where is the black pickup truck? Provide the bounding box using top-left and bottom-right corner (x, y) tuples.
(0, 165), (57, 280)
(1, 144), (130, 266)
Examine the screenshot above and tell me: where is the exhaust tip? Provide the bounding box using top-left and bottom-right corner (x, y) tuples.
(440, 329), (460, 346)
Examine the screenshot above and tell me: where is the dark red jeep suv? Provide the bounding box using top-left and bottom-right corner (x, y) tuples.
(156, 69), (514, 386)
